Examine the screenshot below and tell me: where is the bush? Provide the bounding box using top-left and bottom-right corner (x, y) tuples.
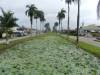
(69, 30), (77, 36)
(91, 32), (100, 37)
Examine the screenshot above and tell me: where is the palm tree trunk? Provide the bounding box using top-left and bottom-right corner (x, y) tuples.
(36, 19), (38, 35)
(61, 21), (63, 32)
(40, 21), (41, 33)
(5, 28), (9, 48)
(30, 17), (33, 35)
(59, 19), (61, 32)
(42, 22), (44, 32)
(59, 23), (60, 32)
(76, 0), (80, 44)
(67, 3), (70, 36)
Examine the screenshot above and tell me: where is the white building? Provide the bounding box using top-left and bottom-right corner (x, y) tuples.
(79, 25), (100, 37)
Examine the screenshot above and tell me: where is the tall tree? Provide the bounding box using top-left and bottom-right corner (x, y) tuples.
(40, 16), (46, 32)
(34, 9), (41, 34)
(57, 9), (66, 32)
(57, 12), (61, 31)
(0, 8), (18, 44)
(53, 22), (58, 32)
(25, 4), (37, 35)
(38, 10), (45, 32)
(44, 23), (51, 32)
(76, 0), (80, 44)
(65, 0), (74, 35)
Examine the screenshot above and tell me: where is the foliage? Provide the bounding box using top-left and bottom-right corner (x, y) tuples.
(0, 34), (100, 75)
(57, 9), (66, 31)
(0, 8), (18, 31)
(91, 32), (100, 37)
(60, 35), (100, 58)
(25, 4), (37, 34)
(65, 0), (75, 4)
(79, 41), (100, 57)
(44, 23), (51, 32)
(68, 30), (77, 36)
(53, 22), (58, 32)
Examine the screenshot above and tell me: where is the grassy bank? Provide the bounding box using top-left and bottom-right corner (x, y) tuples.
(60, 35), (100, 58)
(0, 33), (99, 74)
(0, 37), (32, 53)
(79, 41), (100, 58)
(0, 34), (46, 53)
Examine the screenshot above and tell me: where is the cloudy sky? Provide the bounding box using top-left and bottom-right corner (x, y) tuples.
(0, 0), (100, 29)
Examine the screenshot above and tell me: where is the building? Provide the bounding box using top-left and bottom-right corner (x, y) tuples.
(79, 24), (100, 37)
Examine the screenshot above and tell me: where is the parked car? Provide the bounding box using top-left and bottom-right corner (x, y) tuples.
(14, 32), (23, 37)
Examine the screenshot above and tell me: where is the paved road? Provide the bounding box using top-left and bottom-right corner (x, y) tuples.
(62, 35), (100, 47)
(69, 36), (100, 47)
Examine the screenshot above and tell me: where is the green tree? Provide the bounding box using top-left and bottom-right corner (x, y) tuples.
(53, 22), (58, 32)
(40, 16), (46, 32)
(65, 0), (74, 35)
(44, 23), (51, 32)
(65, 0), (80, 44)
(0, 8), (18, 44)
(38, 10), (45, 32)
(57, 9), (66, 32)
(34, 9), (41, 34)
(25, 4), (37, 34)
(76, 0), (80, 44)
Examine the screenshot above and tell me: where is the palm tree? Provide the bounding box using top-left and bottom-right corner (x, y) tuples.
(76, 0), (80, 44)
(0, 8), (18, 44)
(53, 22), (58, 32)
(57, 9), (66, 32)
(40, 16), (46, 32)
(25, 4), (37, 35)
(44, 23), (51, 32)
(57, 12), (61, 32)
(40, 17), (46, 31)
(65, 0), (74, 35)
(34, 9), (41, 34)
(38, 10), (45, 32)
(65, 0), (80, 44)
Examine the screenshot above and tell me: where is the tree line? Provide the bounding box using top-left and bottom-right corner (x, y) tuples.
(0, 0), (99, 45)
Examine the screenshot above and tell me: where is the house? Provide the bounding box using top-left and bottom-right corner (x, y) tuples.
(79, 24), (100, 37)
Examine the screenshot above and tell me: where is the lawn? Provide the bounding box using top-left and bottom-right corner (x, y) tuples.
(0, 34), (100, 75)
(60, 35), (100, 58)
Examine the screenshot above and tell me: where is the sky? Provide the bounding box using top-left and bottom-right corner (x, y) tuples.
(0, 0), (100, 29)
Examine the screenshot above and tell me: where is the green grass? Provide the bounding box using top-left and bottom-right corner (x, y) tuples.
(96, 40), (100, 42)
(0, 33), (100, 58)
(0, 33), (99, 74)
(60, 35), (100, 58)
(79, 41), (100, 58)
(0, 34), (46, 53)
